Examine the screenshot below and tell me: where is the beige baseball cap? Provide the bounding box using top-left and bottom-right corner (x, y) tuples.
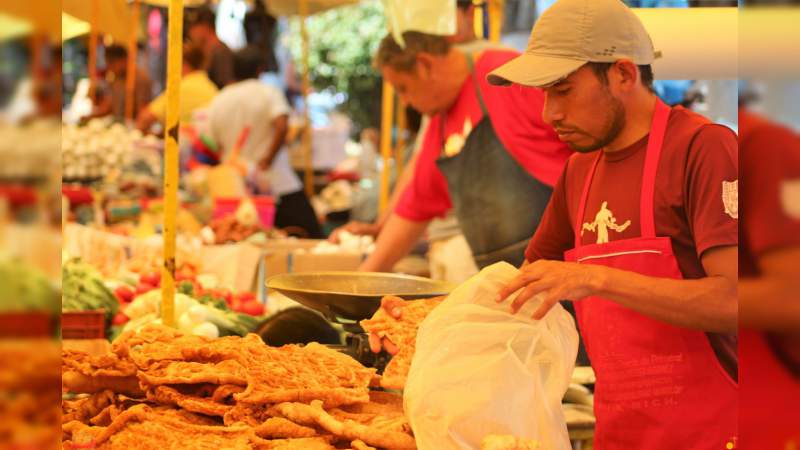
(487, 0), (660, 87)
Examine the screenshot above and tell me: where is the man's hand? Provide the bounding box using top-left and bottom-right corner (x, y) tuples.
(496, 260), (604, 320)
(366, 296), (407, 355)
(329, 221), (380, 243)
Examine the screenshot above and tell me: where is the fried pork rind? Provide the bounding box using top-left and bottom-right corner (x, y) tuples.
(138, 359), (248, 387)
(360, 296), (444, 390)
(271, 400), (416, 449)
(145, 385), (233, 417)
(351, 440), (378, 450)
(62, 349), (144, 397)
(61, 325), (408, 449)
(254, 417), (319, 439)
(234, 341), (376, 408)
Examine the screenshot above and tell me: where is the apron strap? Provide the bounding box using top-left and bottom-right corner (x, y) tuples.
(440, 53), (489, 150)
(640, 100), (671, 238)
(573, 99), (671, 244)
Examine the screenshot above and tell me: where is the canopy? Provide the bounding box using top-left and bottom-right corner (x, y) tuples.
(61, 13), (91, 42)
(0, 12), (33, 42)
(263, 0), (361, 17)
(0, 1), (60, 41)
(62, 0), (132, 43)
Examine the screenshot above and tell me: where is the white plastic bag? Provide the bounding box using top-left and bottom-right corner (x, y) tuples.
(404, 262), (579, 450)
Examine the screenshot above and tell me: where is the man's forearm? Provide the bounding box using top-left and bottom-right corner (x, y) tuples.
(595, 266), (737, 333)
(359, 214), (430, 272)
(376, 148), (421, 231)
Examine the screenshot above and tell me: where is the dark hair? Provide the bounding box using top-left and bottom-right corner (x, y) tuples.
(105, 44), (127, 62)
(256, 307), (342, 346)
(182, 43), (205, 70)
(587, 62), (654, 92)
(457, 0), (477, 10)
(374, 32), (451, 72)
(187, 6), (216, 28)
(233, 46), (265, 81)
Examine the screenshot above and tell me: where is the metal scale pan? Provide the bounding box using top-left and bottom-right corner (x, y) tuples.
(266, 272), (454, 323)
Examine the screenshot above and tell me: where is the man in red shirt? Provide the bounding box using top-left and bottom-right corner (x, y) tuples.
(738, 104), (800, 450)
(491, 0), (737, 448)
(359, 32), (572, 272)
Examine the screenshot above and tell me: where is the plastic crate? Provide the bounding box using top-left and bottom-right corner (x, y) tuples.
(62, 310), (106, 339)
(0, 312), (53, 338)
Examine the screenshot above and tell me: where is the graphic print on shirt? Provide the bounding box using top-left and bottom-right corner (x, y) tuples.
(581, 201), (631, 244)
(722, 180), (739, 219)
(443, 118), (473, 157)
(780, 178), (800, 220)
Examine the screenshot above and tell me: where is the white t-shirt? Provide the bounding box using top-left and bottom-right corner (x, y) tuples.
(207, 79), (301, 197)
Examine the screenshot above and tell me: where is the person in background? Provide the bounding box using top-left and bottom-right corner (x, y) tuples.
(86, 44), (152, 121)
(256, 307), (341, 346)
(738, 102), (800, 449)
(206, 46), (323, 238)
(331, 0), (513, 283)
(186, 6), (235, 89)
(136, 44), (218, 133)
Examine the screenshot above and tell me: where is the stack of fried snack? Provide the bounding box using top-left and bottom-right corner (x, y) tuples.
(360, 297), (444, 390)
(62, 325), (417, 449)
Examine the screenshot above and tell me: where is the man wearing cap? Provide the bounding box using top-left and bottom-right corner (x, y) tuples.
(493, 0), (737, 448)
(360, 30), (572, 273)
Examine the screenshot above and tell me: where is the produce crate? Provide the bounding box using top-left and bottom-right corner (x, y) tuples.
(62, 310), (106, 339)
(0, 312), (53, 338)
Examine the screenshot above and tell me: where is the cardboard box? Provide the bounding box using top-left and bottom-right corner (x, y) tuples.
(262, 239), (365, 277)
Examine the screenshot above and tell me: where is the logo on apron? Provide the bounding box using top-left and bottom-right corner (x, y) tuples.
(722, 180), (738, 219)
(443, 118), (473, 157)
(581, 201), (631, 244)
(780, 178), (800, 220)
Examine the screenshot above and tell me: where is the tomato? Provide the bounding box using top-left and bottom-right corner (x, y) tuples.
(112, 312), (130, 325)
(141, 271), (161, 287)
(239, 301), (265, 316)
(114, 286), (135, 303)
(214, 288), (233, 304)
(235, 291), (255, 302)
(136, 282), (156, 295)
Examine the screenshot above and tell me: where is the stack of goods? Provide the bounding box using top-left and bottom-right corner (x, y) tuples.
(360, 297), (444, 390)
(2, 339), (61, 448)
(207, 215), (265, 244)
(62, 325), (418, 449)
(62, 258), (120, 328)
(61, 120), (150, 181)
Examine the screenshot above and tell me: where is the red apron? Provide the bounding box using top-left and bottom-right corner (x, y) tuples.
(563, 101), (738, 450)
(739, 329), (800, 449)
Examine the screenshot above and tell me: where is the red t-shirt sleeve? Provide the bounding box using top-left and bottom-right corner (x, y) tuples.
(525, 162), (575, 262)
(684, 124), (739, 257)
(394, 116), (453, 221)
(741, 124), (800, 254)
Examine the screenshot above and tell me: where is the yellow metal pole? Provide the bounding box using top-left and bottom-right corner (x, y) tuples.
(394, 99), (407, 176)
(125, 0), (141, 122)
(88, 0), (100, 83)
(489, 0), (504, 43)
(299, 0), (314, 198)
(378, 80), (394, 215)
(161, 0), (184, 328)
(473, 1), (484, 39)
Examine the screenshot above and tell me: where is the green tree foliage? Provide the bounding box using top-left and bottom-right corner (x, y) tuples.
(286, 1), (386, 132)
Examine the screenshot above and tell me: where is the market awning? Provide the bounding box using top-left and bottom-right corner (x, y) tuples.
(61, 12), (90, 42)
(0, 1), (60, 41)
(263, 0), (361, 17)
(0, 11), (34, 42)
(62, 0), (132, 43)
